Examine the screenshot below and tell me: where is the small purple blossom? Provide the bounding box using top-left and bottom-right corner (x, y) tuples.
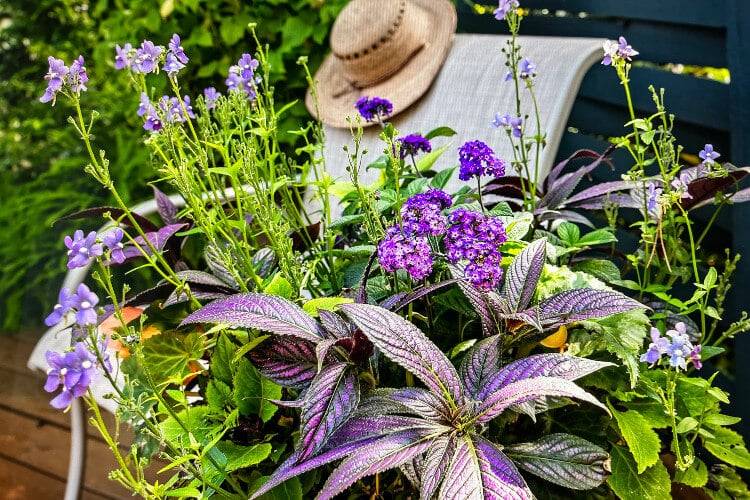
(401, 189), (453, 236)
(164, 52), (185, 75)
(160, 95), (195, 123)
(114, 43), (133, 70)
(138, 93), (163, 132)
(458, 140), (506, 181)
(639, 327), (671, 365)
(355, 96), (393, 122)
(45, 288), (76, 327)
(203, 87), (221, 110)
(699, 144), (720, 165)
(40, 56), (69, 104)
(646, 182), (662, 217)
(377, 227), (434, 281)
(226, 53), (261, 99)
(64, 230), (103, 269)
(493, 113), (523, 138)
(44, 342), (106, 409)
(168, 34), (188, 64)
(494, 0), (519, 20)
(68, 56), (88, 94)
(72, 283), (100, 326)
(602, 36), (639, 66)
(640, 322), (701, 371)
(445, 208), (507, 290)
(102, 228), (126, 264)
(398, 134), (432, 160)
(671, 172), (694, 199)
(132, 40), (164, 74)
(519, 58), (537, 79)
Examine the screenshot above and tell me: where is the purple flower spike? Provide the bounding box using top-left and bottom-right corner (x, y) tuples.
(699, 144), (720, 165)
(168, 34), (188, 64)
(114, 43), (133, 70)
(641, 323), (701, 371)
(493, 113), (523, 138)
(401, 189), (452, 236)
(398, 133), (432, 160)
(377, 227), (434, 281)
(226, 53), (261, 100)
(68, 56), (88, 94)
(203, 87), (221, 110)
(64, 230), (103, 269)
(163, 52), (185, 75)
(458, 140), (506, 181)
(519, 58), (537, 79)
(40, 56), (69, 104)
(494, 0), (519, 20)
(45, 288), (75, 327)
(132, 40), (164, 74)
(44, 342), (105, 410)
(355, 96), (393, 122)
(72, 283), (99, 326)
(102, 228), (126, 264)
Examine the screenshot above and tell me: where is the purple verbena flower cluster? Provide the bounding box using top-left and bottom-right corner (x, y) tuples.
(602, 36), (639, 66)
(44, 283), (100, 328)
(494, 0), (519, 20)
(493, 113), (523, 138)
(398, 133), (432, 160)
(377, 226), (434, 281)
(445, 208), (507, 290)
(355, 96), (393, 122)
(640, 323), (702, 371)
(226, 54), (261, 100)
(401, 189), (453, 236)
(40, 55), (88, 104)
(458, 140), (506, 181)
(44, 342), (109, 409)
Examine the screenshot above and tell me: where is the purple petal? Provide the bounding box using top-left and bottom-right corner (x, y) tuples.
(44, 373), (61, 392)
(500, 239), (547, 312)
(247, 337), (319, 388)
(181, 293), (325, 342)
(298, 363), (359, 461)
(50, 389), (74, 409)
(340, 303), (464, 407)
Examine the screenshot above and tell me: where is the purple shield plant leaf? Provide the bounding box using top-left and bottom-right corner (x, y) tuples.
(543, 149), (606, 194)
(119, 223), (188, 261)
(340, 303), (464, 407)
(460, 335), (503, 399)
(153, 186), (180, 225)
(388, 387), (453, 421)
(506, 433), (611, 490)
(450, 265), (503, 337)
(57, 206), (159, 233)
(420, 434), (457, 499)
(318, 310), (354, 339)
(247, 337), (319, 389)
(536, 289), (645, 327)
(181, 293), (326, 342)
(379, 278), (459, 312)
(540, 147), (614, 210)
(298, 362), (360, 461)
(439, 434), (532, 499)
(500, 239), (547, 313)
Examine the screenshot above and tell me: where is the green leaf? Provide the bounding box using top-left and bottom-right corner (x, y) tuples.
(674, 458), (708, 487)
(303, 297), (353, 316)
(487, 202), (513, 217)
(250, 476), (303, 500)
(607, 445), (671, 500)
(577, 229), (618, 247)
(234, 358), (282, 422)
(141, 332), (205, 387)
(415, 144), (449, 172)
(160, 406), (214, 446)
(701, 345), (726, 362)
(557, 222), (580, 245)
(424, 126), (457, 140)
(219, 14), (251, 45)
(611, 407), (661, 473)
(263, 274), (294, 299)
(211, 334), (234, 384)
(329, 214), (364, 230)
(704, 427), (750, 469)
(206, 380), (232, 411)
(622, 400), (671, 429)
(704, 414), (742, 427)
(449, 339), (478, 359)
(710, 464), (750, 498)
(216, 441), (272, 472)
(676, 416), (699, 434)
(572, 259), (622, 283)
(430, 166), (456, 189)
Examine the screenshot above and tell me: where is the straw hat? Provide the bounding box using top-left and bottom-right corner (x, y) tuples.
(306, 0), (457, 128)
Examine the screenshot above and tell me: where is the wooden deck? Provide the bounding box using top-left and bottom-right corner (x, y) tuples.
(0, 332), (158, 499)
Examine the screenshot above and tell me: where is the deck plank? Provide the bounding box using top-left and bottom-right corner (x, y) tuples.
(0, 456), (110, 500)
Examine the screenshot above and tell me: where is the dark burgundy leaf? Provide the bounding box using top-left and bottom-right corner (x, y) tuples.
(319, 310), (355, 339)
(153, 186), (180, 225)
(681, 167), (749, 210)
(248, 337), (319, 388)
(380, 279), (459, 312)
(543, 149), (607, 193)
(56, 206), (159, 232)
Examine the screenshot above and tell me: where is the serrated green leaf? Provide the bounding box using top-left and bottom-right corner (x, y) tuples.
(577, 229), (618, 247)
(607, 445), (671, 500)
(303, 297), (353, 316)
(572, 259), (622, 283)
(557, 222), (580, 245)
(704, 427), (750, 469)
(329, 214), (364, 230)
(216, 441), (272, 472)
(234, 358), (282, 422)
(611, 407), (661, 473)
(676, 416), (699, 434)
(206, 380), (232, 411)
(141, 331), (205, 387)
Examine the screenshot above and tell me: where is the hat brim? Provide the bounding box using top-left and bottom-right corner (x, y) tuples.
(306, 0), (457, 128)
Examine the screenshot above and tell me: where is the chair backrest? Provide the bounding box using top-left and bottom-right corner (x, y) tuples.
(323, 33), (605, 196)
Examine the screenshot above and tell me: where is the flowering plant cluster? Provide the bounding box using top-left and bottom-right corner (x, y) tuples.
(34, 8), (750, 500)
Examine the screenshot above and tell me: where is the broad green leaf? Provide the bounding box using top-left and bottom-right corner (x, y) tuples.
(424, 126), (457, 140)
(622, 400), (670, 429)
(557, 222), (580, 245)
(572, 259), (621, 283)
(416, 144), (450, 172)
(264, 274), (294, 299)
(219, 14), (252, 45)
(217, 441), (272, 472)
(710, 464), (750, 498)
(142, 332), (205, 387)
(430, 166), (456, 189)
(206, 380), (232, 411)
(160, 406), (214, 446)
(611, 407), (661, 473)
(674, 458), (708, 487)
(607, 445), (671, 500)
(704, 413), (742, 427)
(676, 416), (699, 434)
(577, 229), (618, 247)
(250, 475), (303, 500)
(303, 297), (353, 316)
(234, 358), (282, 422)
(704, 427), (750, 469)
(211, 334), (234, 384)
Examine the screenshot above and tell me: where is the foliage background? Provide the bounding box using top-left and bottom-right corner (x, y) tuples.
(0, 0), (347, 331)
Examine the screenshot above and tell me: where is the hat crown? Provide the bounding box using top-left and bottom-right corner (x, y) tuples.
(331, 0), (405, 58)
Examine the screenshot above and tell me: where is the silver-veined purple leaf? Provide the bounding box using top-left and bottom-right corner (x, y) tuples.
(153, 186), (180, 225)
(299, 363), (360, 461)
(543, 149), (604, 193)
(450, 265), (502, 337)
(247, 337), (319, 389)
(506, 433), (610, 490)
(563, 180), (637, 206)
(340, 303), (464, 407)
(163, 289), (231, 308)
(460, 335), (503, 399)
(540, 148), (613, 210)
(318, 430), (437, 500)
(438, 434), (532, 500)
(181, 293), (325, 342)
(420, 434), (456, 499)
(476, 354), (614, 400)
(315, 338), (339, 372)
(476, 376), (608, 424)
(318, 310), (354, 339)
(537, 289), (645, 327)
(380, 279), (459, 312)
(500, 239), (547, 313)
(327, 415), (439, 449)
(389, 387), (452, 422)
(119, 223), (188, 261)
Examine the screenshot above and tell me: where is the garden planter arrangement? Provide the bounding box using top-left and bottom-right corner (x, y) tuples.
(36, 1), (750, 498)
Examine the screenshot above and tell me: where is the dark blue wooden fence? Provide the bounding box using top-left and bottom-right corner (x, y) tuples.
(458, 0), (750, 434)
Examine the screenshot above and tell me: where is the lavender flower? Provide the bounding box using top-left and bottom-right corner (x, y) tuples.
(493, 113), (523, 138)
(114, 43), (133, 70)
(602, 36), (639, 66)
(226, 53), (261, 99)
(64, 230), (103, 269)
(397, 133), (432, 160)
(494, 0), (519, 20)
(68, 56), (88, 94)
(401, 189), (452, 236)
(458, 140), (506, 181)
(40, 56), (69, 104)
(699, 144), (720, 165)
(670, 172), (694, 199)
(445, 208), (507, 290)
(132, 40), (164, 74)
(168, 34), (188, 64)
(161, 95), (195, 123)
(355, 96), (393, 122)
(639, 327), (671, 365)
(44, 288), (76, 327)
(646, 182), (662, 217)
(640, 322), (701, 371)
(377, 226), (434, 280)
(203, 87), (221, 110)
(164, 52), (185, 75)
(519, 58), (537, 79)
(72, 283), (100, 326)
(102, 228), (126, 264)
(137, 93), (162, 132)
(44, 342), (106, 409)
